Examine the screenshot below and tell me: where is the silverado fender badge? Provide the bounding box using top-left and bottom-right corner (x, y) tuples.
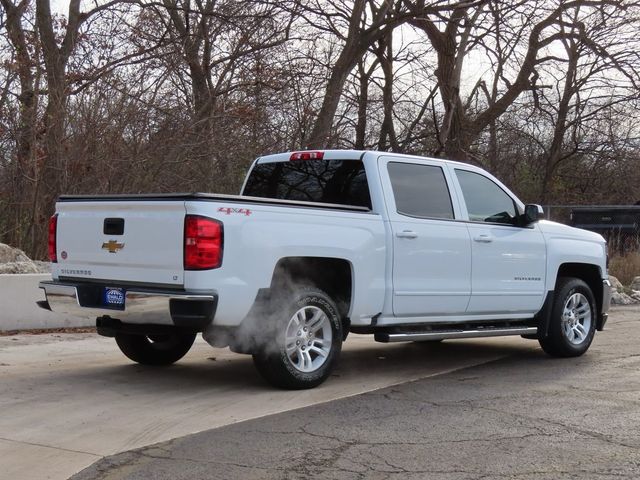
(102, 240), (125, 253)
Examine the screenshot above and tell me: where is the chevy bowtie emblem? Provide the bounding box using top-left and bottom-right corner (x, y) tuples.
(102, 240), (125, 253)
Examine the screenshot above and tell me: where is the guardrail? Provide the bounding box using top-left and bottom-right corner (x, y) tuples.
(0, 274), (93, 331)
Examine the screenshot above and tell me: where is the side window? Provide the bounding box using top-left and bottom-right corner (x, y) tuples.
(387, 162), (454, 219)
(455, 169), (517, 225)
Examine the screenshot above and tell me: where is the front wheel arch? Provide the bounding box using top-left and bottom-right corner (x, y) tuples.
(554, 263), (604, 318)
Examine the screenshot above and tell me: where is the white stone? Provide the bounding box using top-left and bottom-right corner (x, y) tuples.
(609, 275), (624, 292)
(0, 262), (40, 274)
(611, 291), (636, 305)
(0, 243), (49, 274)
(0, 243), (31, 263)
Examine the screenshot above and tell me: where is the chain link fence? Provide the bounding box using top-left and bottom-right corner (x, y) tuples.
(542, 205), (640, 255)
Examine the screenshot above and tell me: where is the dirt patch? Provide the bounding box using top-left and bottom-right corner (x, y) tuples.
(0, 327), (97, 337)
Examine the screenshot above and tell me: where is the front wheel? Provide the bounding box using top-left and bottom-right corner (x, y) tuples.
(252, 287), (343, 389)
(539, 277), (596, 357)
(115, 332), (196, 365)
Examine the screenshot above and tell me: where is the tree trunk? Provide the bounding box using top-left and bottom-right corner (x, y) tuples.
(0, 0), (40, 253)
(306, 0), (400, 149)
(377, 33), (399, 151)
(354, 61), (370, 150)
(539, 48), (578, 203)
(306, 44), (362, 149)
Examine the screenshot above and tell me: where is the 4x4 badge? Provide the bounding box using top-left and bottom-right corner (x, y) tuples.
(102, 240), (125, 253)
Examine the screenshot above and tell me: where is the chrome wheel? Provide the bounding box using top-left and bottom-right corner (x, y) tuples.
(561, 292), (592, 345)
(284, 305), (332, 373)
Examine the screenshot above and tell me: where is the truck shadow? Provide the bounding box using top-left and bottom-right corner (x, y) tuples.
(57, 336), (581, 393)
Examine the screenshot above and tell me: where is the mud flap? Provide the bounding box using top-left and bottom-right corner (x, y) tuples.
(533, 290), (555, 339)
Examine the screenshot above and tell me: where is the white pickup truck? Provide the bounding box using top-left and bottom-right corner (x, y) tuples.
(38, 150), (612, 389)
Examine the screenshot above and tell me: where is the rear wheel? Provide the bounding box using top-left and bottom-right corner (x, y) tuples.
(115, 332), (196, 365)
(252, 287), (342, 389)
(539, 277), (596, 357)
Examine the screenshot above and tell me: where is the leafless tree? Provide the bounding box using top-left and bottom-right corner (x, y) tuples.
(0, 0), (639, 256)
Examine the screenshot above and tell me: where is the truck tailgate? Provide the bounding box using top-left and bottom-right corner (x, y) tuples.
(55, 201), (186, 286)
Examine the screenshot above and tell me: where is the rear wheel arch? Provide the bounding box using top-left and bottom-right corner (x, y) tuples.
(269, 257), (353, 323)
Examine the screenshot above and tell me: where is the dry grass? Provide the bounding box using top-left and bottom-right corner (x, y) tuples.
(609, 252), (640, 286)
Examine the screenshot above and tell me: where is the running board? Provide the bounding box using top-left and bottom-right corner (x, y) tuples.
(375, 326), (538, 343)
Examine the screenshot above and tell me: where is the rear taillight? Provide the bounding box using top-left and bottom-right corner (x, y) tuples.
(290, 151), (324, 161)
(48, 214), (58, 263)
(184, 215), (223, 270)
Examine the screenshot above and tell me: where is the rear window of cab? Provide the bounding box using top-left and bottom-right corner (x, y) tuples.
(243, 160), (372, 209)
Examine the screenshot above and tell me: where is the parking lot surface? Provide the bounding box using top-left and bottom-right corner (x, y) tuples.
(2, 307), (638, 479)
(73, 306), (640, 480)
(1, 326), (522, 479)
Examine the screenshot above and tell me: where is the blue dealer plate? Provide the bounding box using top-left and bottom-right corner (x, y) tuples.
(103, 287), (125, 310)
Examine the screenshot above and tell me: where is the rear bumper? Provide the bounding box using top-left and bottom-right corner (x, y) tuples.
(38, 280), (217, 329)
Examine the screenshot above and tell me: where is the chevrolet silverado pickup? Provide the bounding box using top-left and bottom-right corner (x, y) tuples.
(38, 150), (612, 389)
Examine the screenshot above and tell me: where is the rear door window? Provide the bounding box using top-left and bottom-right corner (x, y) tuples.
(243, 160), (371, 209)
(387, 162), (454, 219)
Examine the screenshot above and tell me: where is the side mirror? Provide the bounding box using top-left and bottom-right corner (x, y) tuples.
(524, 204), (544, 225)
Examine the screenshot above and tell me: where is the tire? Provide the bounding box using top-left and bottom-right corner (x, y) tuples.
(252, 287), (343, 390)
(115, 332), (196, 365)
(539, 277), (597, 357)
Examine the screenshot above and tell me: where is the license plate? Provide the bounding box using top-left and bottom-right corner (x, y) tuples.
(103, 287), (125, 310)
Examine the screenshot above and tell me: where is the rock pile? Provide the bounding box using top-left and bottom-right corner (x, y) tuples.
(610, 275), (640, 305)
(0, 243), (50, 274)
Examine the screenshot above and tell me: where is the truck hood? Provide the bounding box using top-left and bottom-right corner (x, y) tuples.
(538, 220), (606, 244)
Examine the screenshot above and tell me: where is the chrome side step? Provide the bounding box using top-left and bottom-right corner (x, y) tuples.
(375, 326), (538, 343)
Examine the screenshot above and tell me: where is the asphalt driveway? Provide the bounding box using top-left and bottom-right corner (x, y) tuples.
(69, 306), (640, 480)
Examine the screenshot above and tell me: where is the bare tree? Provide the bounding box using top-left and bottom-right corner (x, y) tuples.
(0, 0), (42, 252)
(303, 0), (411, 148)
(410, 0), (640, 162)
(0, 0), (639, 256)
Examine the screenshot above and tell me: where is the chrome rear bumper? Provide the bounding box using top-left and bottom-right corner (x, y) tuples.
(38, 280), (217, 327)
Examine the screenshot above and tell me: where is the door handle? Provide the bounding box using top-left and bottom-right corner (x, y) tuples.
(396, 230), (418, 239)
(473, 234), (493, 243)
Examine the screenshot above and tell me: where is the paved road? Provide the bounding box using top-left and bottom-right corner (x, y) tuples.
(1, 325), (525, 479)
(70, 306), (640, 480)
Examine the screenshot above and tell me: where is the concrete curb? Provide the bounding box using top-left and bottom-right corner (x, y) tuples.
(0, 274), (93, 331)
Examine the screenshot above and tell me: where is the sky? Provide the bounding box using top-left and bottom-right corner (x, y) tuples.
(51, 0), (71, 15)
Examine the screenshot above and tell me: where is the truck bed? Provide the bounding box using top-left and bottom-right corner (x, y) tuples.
(58, 193), (371, 213)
